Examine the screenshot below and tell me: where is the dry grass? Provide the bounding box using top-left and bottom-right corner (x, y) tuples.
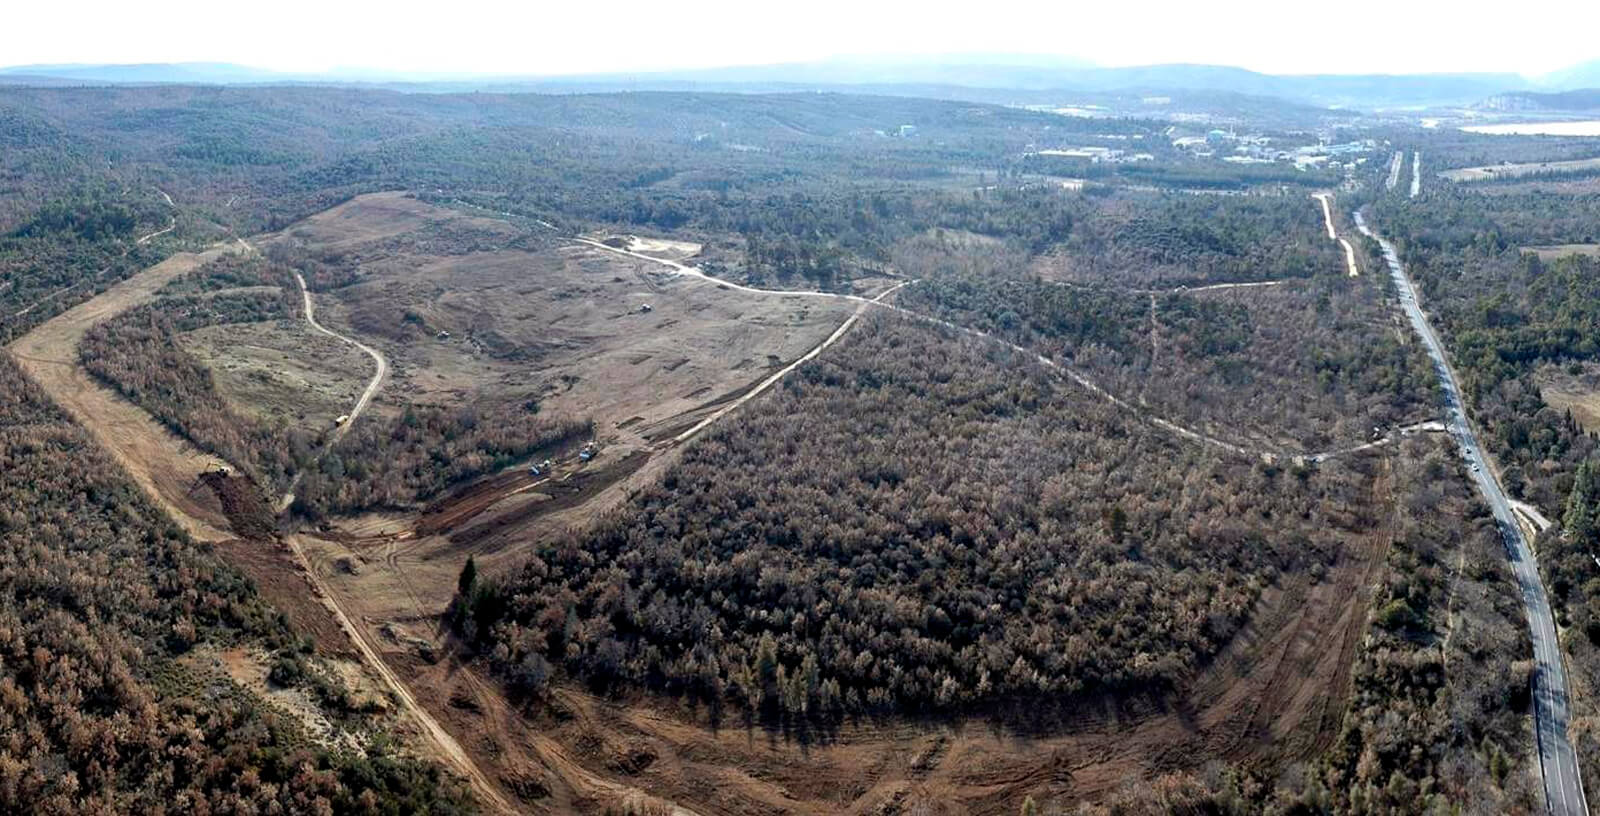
(1440, 156), (1600, 182)
(1521, 244), (1600, 261)
(180, 319), (372, 434)
(1538, 362), (1600, 433)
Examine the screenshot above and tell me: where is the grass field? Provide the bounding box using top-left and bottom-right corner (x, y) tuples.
(1440, 156), (1600, 182)
(1522, 243), (1600, 261)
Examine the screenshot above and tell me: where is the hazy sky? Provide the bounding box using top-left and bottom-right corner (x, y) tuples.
(6, 0), (1598, 76)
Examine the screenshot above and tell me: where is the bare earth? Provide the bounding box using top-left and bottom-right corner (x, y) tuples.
(1521, 244), (1600, 261)
(8, 244), (242, 542)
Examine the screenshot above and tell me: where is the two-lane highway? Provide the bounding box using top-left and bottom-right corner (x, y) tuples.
(1356, 211), (1588, 816)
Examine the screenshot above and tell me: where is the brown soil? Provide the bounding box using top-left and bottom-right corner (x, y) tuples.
(213, 539), (359, 659)
(199, 469), (277, 539)
(8, 244), (244, 542)
(417, 449), (652, 546)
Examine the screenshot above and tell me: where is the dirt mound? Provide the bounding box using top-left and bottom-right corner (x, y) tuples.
(198, 469), (277, 540)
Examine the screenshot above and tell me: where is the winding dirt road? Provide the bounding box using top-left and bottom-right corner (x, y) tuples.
(582, 236), (1424, 464)
(277, 271), (389, 511)
(135, 189), (177, 245)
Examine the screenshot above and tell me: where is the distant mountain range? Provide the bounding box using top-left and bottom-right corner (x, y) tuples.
(4, 56), (1600, 110)
(1479, 88), (1600, 113)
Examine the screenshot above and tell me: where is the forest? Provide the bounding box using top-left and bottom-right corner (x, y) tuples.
(898, 265), (1436, 452)
(458, 316), (1386, 719)
(1371, 189), (1600, 510)
(1, 80), (1577, 812)
(1076, 437), (1537, 814)
(0, 351), (473, 813)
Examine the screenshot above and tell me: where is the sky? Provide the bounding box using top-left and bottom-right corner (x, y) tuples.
(5, 0), (1599, 77)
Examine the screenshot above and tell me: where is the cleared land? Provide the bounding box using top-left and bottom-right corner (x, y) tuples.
(1440, 156), (1600, 182)
(1522, 244), (1600, 261)
(26, 189), (1500, 814)
(181, 319), (370, 435)
(1539, 363), (1600, 434)
(269, 194), (854, 445)
(8, 244), (242, 541)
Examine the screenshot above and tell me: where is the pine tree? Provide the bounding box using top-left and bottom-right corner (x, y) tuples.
(458, 555), (478, 597)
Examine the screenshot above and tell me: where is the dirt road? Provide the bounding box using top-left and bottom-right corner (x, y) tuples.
(586, 236), (1418, 464)
(1312, 193), (1360, 277)
(284, 535), (517, 814)
(672, 281), (911, 444)
(8, 245), (240, 541)
(136, 189), (177, 245)
(278, 271), (389, 511)
(12, 222), (514, 813)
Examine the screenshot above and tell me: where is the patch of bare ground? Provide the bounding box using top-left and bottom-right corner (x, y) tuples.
(191, 646), (365, 752)
(266, 197), (853, 439)
(1521, 243), (1600, 261)
(1440, 156), (1600, 182)
(213, 537), (358, 658)
(180, 318), (371, 434)
(272, 190), (518, 250)
(1537, 361), (1600, 434)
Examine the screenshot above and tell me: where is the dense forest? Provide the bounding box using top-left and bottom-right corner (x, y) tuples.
(1051, 192), (1345, 287)
(0, 190), (170, 344)
(0, 351), (473, 813)
(458, 317), (1386, 719)
(1076, 437), (1538, 814)
(291, 404), (591, 518)
(899, 271), (1436, 452)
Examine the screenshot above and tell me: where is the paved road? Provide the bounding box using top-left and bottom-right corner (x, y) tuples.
(1356, 211), (1588, 816)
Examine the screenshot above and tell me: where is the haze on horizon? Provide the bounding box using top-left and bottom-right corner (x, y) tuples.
(7, 0), (1600, 79)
